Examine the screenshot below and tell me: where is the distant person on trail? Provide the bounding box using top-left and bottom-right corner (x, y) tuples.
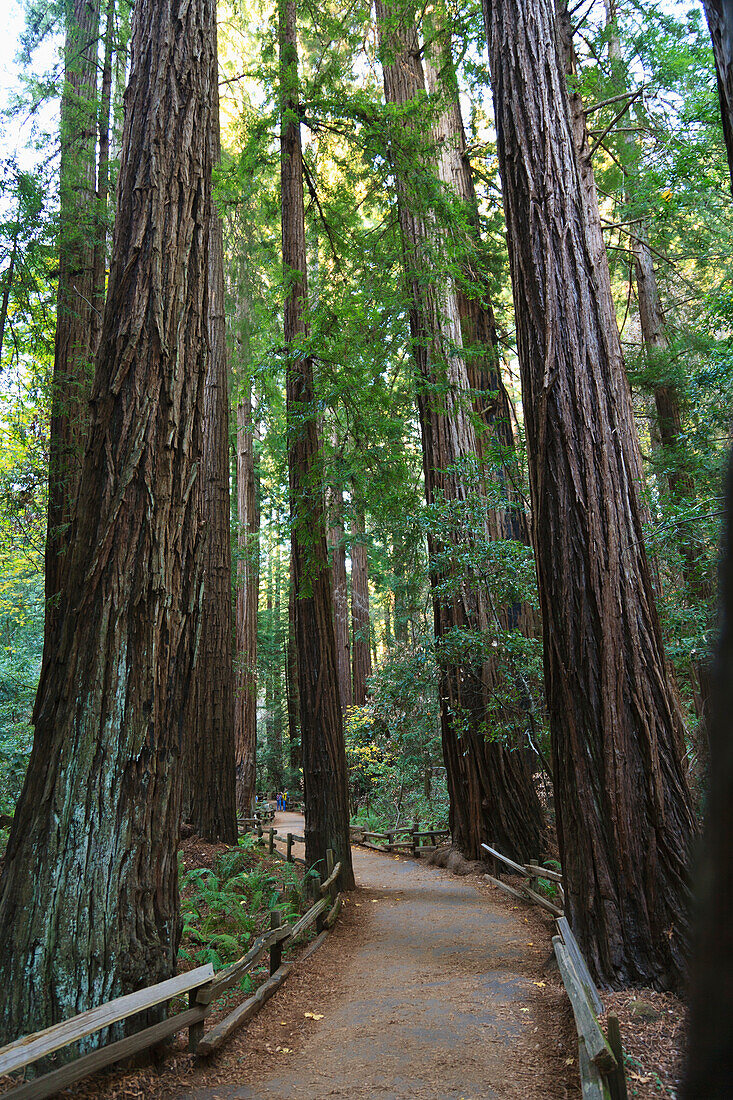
(283, 790), (288, 810)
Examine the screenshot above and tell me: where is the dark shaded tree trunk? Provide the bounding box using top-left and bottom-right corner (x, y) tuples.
(0, 0), (214, 1043)
(42, 0), (100, 657)
(235, 387), (259, 817)
(280, 0), (354, 888)
(183, 79), (237, 843)
(328, 484), (353, 713)
(484, 0), (695, 991)
(703, 0), (733, 192)
(350, 507), (372, 706)
(682, 455), (733, 1096)
(377, 0), (544, 863)
(682, 13), (733, 1091)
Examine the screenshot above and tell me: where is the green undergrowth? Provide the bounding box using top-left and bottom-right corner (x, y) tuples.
(177, 833), (313, 984)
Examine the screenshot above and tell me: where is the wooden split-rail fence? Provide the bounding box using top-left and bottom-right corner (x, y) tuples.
(480, 840), (629, 1099)
(349, 822), (450, 857)
(0, 851), (344, 1100)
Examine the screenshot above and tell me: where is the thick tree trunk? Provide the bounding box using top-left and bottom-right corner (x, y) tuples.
(42, 0), (100, 656)
(328, 485), (353, 713)
(683, 460), (733, 1097)
(0, 0), (214, 1043)
(702, 0), (733, 192)
(280, 0), (354, 888)
(350, 507), (372, 706)
(484, 0), (695, 991)
(683, 11), (733, 1090)
(183, 81), (237, 843)
(235, 388), (259, 818)
(377, 0), (544, 863)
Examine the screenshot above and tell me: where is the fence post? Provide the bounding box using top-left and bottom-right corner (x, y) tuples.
(326, 848), (336, 901)
(269, 909), (283, 975)
(412, 821), (418, 856)
(268, 827), (275, 854)
(257, 821), (263, 843)
(287, 833), (293, 862)
(188, 989), (204, 1053)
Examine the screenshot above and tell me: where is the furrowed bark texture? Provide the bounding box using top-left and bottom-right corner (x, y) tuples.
(703, 0), (733, 192)
(484, 0), (695, 990)
(280, 0), (354, 889)
(377, 0), (543, 863)
(287, 554), (301, 769)
(235, 389), (259, 818)
(350, 507), (372, 707)
(682, 455), (733, 1095)
(328, 485), (353, 713)
(0, 0), (214, 1042)
(183, 79), (237, 843)
(42, 0), (100, 655)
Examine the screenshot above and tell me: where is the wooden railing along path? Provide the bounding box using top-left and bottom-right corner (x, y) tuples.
(0, 851), (344, 1099)
(479, 839), (629, 1099)
(349, 822), (451, 857)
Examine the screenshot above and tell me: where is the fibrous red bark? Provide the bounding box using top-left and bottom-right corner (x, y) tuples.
(376, 0), (544, 863)
(280, 0), (355, 888)
(484, 0), (695, 990)
(0, 0), (215, 1041)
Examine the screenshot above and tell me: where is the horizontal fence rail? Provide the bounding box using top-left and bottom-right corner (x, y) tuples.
(0, 849), (345, 1097)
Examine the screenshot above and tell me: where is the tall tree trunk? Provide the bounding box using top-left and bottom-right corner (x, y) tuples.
(702, 0), (733, 193)
(376, 0), (544, 863)
(183, 79), (237, 843)
(280, 0), (354, 889)
(484, 0), (695, 991)
(235, 387), (259, 817)
(90, 0), (114, 355)
(287, 553), (301, 770)
(0, 0), (214, 1042)
(683, 455), (733, 1096)
(42, 0), (100, 657)
(683, 12), (733, 1088)
(350, 507), (372, 706)
(327, 484), (353, 713)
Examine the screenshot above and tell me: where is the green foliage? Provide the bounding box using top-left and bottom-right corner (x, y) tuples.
(178, 841), (305, 971)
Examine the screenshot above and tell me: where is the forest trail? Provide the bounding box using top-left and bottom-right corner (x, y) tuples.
(180, 812), (577, 1100)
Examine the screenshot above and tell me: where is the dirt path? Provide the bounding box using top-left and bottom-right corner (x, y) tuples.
(179, 813), (578, 1100)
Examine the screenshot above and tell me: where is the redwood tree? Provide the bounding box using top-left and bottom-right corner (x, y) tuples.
(280, 0), (354, 888)
(42, 0), (100, 655)
(235, 384), (259, 817)
(483, 0), (695, 990)
(350, 505), (372, 706)
(376, 0), (544, 863)
(0, 0), (215, 1041)
(182, 73), (237, 843)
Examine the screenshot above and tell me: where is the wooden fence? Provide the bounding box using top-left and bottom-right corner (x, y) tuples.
(349, 822), (450, 856)
(0, 852), (344, 1099)
(479, 840), (628, 1099)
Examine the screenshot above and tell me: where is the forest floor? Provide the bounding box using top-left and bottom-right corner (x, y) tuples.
(6, 812), (686, 1099)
